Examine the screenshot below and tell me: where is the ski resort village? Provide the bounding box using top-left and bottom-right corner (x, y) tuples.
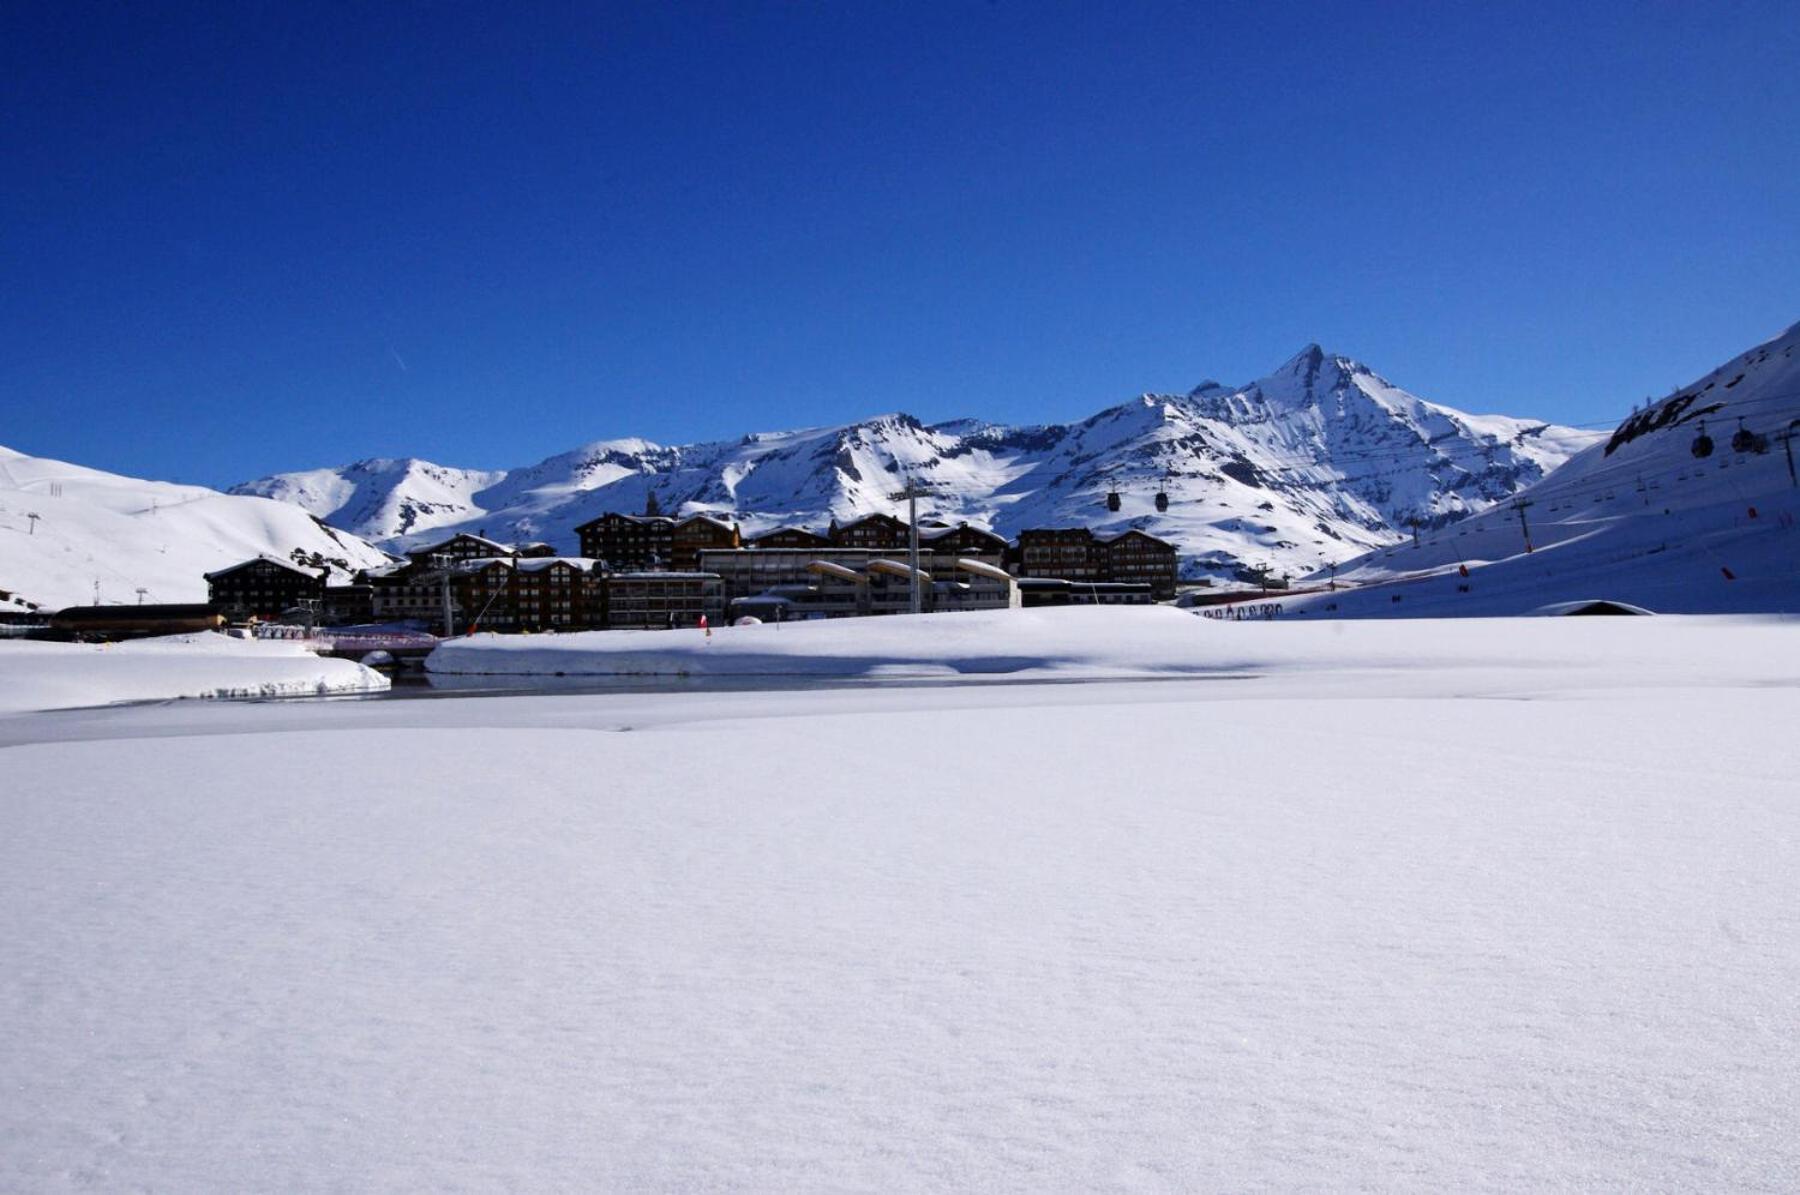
(4, 321), (1799, 1188)
(6, 7), (1800, 1186)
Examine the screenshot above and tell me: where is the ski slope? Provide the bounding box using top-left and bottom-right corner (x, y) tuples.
(0, 444), (393, 611)
(1292, 321), (1800, 616)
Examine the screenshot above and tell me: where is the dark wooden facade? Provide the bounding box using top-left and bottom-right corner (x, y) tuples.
(50, 604), (227, 638)
(205, 556), (329, 620)
(404, 533), (514, 568)
(1008, 528), (1178, 599)
(827, 513), (909, 550)
(670, 515), (741, 571)
(1098, 530), (1179, 599)
(1012, 528), (1102, 583)
(745, 526), (831, 550)
(574, 513), (676, 570)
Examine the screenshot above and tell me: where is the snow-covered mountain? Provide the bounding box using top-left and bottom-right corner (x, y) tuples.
(1291, 321), (1800, 615)
(0, 445), (395, 611)
(236, 347), (1601, 579)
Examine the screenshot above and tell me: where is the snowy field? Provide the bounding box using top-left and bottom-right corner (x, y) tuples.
(0, 632), (388, 713)
(4, 615), (1799, 1190)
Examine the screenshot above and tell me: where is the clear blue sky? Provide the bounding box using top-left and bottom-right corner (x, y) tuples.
(4, 1), (1796, 486)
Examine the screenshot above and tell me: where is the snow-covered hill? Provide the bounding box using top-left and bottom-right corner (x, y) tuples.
(1288, 321), (1800, 615)
(0, 445), (395, 611)
(236, 347), (1599, 579)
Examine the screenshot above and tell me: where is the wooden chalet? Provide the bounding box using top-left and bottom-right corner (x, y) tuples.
(1011, 528), (1102, 582)
(744, 526), (831, 550)
(404, 533), (515, 568)
(670, 515), (741, 571)
(1006, 527), (1177, 598)
(922, 522), (1009, 560)
(827, 512), (909, 550)
(1098, 529), (1179, 599)
(574, 512), (675, 570)
(204, 555), (329, 620)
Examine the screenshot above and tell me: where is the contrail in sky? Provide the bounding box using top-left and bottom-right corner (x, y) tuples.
(387, 345), (409, 373)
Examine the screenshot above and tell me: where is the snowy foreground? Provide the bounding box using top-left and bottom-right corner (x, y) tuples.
(0, 632), (388, 712)
(4, 614), (1800, 1190)
(427, 606), (1228, 678)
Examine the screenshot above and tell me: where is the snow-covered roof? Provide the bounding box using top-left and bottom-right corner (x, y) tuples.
(203, 554), (325, 582)
(865, 559), (932, 584)
(408, 533), (512, 557)
(1099, 528), (1176, 549)
(953, 558), (1014, 584)
(805, 561), (864, 583)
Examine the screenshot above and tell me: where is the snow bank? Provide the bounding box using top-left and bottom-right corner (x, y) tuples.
(0, 632), (388, 712)
(425, 605), (1799, 693)
(428, 606), (1222, 678)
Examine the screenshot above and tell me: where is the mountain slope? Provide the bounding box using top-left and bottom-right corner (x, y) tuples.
(1286, 321), (1800, 615)
(235, 347), (1601, 579)
(0, 445), (395, 610)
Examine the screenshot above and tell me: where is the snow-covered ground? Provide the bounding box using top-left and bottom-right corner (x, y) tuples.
(430, 606), (1234, 678)
(1295, 320), (1800, 616)
(0, 442), (393, 611)
(3, 615), (1798, 1189)
(0, 632), (388, 712)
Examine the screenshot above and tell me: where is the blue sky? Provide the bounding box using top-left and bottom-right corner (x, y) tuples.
(3, 1), (1796, 486)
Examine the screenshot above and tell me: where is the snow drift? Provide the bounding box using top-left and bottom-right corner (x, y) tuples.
(0, 633), (389, 712)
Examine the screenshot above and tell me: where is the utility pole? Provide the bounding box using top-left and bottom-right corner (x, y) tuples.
(889, 479), (930, 614)
(1511, 497), (1534, 553)
(432, 552), (456, 638)
(1779, 420), (1800, 488)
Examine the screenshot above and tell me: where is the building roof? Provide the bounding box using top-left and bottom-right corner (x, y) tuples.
(746, 525), (830, 543)
(674, 513), (737, 533)
(203, 554), (325, 582)
(52, 603), (223, 622)
(1099, 528), (1176, 549)
(572, 512), (675, 533)
(953, 558), (1013, 584)
(834, 512), (907, 531)
(406, 532), (513, 558)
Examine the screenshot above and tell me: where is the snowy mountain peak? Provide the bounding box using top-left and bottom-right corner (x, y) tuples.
(234, 345), (1603, 580)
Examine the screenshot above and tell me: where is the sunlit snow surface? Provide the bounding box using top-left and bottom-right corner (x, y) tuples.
(3, 615), (1798, 1190)
(0, 633), (388, 713)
